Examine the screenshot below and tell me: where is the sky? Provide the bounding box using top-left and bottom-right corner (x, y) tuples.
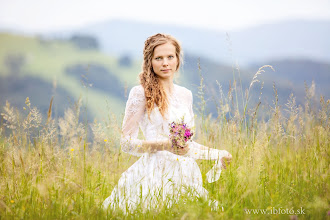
(0, 0), (330, 33)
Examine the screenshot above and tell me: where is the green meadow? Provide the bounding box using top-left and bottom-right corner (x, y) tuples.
(1, 71), (329, 219)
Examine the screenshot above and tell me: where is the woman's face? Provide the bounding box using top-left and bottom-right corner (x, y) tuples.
(151, 42), (178, 80)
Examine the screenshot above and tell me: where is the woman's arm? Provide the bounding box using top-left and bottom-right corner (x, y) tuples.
(184, 89), (232, 168)
(189, 141), (232, 169)
(134, 140), (188, 155)
(120, 86), (187, 156)
(120, 86), (148, 156)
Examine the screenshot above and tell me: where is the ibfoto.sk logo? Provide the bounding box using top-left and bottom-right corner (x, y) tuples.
(244, 207), (305, 215)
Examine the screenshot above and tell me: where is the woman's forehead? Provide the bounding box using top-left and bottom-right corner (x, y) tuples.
(153, 42), (176, 57)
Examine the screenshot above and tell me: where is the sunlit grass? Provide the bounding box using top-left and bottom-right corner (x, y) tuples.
(0, 63), (329, 219)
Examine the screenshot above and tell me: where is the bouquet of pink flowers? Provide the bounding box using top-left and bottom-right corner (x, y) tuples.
(169, 118), (194, 148)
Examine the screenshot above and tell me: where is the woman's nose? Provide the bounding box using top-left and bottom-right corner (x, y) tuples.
(162, 58), (169, 66)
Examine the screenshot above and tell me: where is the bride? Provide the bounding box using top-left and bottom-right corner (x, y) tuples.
(102, 33), (232, 214)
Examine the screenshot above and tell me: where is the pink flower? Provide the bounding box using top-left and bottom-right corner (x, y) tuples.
(169, 119), (193, 148)
(185, 130), (191, 137)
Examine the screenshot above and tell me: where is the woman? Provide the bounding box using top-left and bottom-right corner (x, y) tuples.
(103, 33), (232, 213)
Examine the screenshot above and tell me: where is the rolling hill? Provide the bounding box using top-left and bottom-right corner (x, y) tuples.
(0, 32), (329, 124)
(0, 33), (130, 122)
(62, 19), (330, 66)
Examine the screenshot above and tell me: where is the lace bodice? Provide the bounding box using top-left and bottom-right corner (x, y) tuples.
(120, 84), (230, 183)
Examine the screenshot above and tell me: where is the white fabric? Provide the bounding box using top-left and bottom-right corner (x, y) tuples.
(103, 84), (230, 213)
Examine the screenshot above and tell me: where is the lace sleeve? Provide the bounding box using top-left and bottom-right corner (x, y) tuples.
(185, 90), (231, 182)
(120, 85), (146, 157)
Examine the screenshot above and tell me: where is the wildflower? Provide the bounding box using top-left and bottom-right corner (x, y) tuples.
(176, 158), (179, 161)
(169, 117), (193, 149)
(104, 139), (108, 142)
(10, 200), (14, 203)
(70, 148), (74, 152)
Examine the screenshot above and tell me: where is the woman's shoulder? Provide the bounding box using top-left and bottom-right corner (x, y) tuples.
(174, 84), (192, 97)
(129, 85), (144, 95)
(128, 85), (146, 100)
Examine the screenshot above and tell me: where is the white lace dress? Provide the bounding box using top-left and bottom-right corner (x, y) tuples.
(102, 84), (230, 213)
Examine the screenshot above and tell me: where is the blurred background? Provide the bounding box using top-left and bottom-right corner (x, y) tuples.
(0, 0), (329, 121)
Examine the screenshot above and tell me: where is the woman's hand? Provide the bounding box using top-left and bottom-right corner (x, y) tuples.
(165, 141), (190, 156)
(221, 153), (232, 169)
(170, 145), (190, 156)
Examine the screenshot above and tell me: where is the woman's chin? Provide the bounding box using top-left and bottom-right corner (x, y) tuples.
(157, 73), (174, 80)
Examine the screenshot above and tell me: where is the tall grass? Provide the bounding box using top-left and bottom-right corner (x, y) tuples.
(0, 67), (329, 219)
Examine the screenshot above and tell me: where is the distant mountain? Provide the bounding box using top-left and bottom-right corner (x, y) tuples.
(0, 33), (328, 123)
(3, 19), (329, 66)
(57, 19), (330, 66)
(247, 59), (330, 106)
(230, 20), (330, 65)
(179, 55), (330, 115)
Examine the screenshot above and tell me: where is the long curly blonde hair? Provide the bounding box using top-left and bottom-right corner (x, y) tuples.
(139, 33), (183, 119)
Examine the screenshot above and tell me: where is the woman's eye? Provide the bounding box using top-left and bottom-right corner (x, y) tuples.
(155, 57), (162, 60)
(169, 56), (174, 59)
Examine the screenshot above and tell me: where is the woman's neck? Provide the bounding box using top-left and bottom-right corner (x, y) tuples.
(159, 78), (174, 96)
